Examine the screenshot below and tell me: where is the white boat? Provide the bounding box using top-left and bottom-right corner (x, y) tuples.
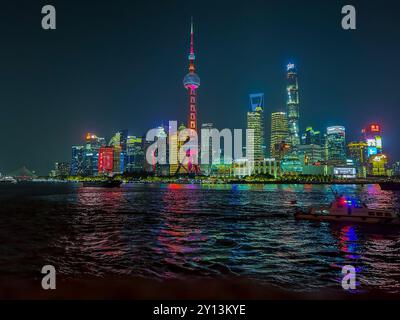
(0, 176), (17, 184)
(295, 194), (400, 225)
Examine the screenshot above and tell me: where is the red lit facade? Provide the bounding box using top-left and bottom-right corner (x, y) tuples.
(98, 147), (114, 174)
(363, 123), (381, 136)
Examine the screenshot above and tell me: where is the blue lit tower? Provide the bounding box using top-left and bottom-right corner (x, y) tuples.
(182, 17), (201, 174)
(71, 146), (84, 176)
(119, 129), (128, 172)
(286, 63), (300, 147)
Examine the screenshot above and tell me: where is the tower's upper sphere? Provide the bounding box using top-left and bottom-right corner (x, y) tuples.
(183, 73), (200, 89)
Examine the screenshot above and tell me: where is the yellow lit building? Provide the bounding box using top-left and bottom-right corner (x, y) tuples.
(169, 123), (188, 175)
(247, 94), (265, 161)
(348, 141), (368, 166)
(270, 112), (289, 159)
(369, 154), (388, 176)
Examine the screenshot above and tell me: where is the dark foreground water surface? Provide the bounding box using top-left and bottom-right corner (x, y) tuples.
(0, 183), (399, 294)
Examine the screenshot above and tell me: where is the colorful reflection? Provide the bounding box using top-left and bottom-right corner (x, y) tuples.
(5, 182), (398, 292)
(71, 187), (128, 263)
(152, 186), (207, 278)
(338, 225), (360, 260)
(76, 186), (125, 209)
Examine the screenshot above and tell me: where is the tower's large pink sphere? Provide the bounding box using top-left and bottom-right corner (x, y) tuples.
(183, 73), (200, 89)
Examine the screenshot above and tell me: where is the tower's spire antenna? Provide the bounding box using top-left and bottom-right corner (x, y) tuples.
(190, 16), (194, 57)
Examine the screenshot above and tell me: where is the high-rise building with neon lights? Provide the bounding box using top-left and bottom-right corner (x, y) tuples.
(98, 147), (114, 175)
(325, 126), (346, 164)
(83, 133), (105, 176)
(286, 63), (300, 147)
(362, 123), (383, 158)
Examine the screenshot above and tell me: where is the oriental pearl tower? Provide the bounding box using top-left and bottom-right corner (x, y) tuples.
(182, 17), (201, 174)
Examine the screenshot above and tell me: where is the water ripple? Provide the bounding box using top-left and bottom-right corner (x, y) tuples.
(0, 183), (399, 293)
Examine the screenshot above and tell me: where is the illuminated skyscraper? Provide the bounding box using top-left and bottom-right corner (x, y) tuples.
(362, 123), (383, 158)
(270, 111), (288, 159)
(71, 146), (84, 176)
(181, 17), (201, 174)
(286, 63), (300, 147)
(112, 145), (122, 174)
(109, 132), (122, 174)
(301, 127), (321, 146)
(200, 123), (217, 175)
(392, 162), (400, 176)
(83, 133), (105, 176)
(297, 144), (324, 165)
(297, 127), (324, 164)
(361, 123), (387, 176)
(347, 141), (368, 177)
(119, 129), (128, 172)
(169, 123), (179, 175)
(325, 126), (346, 164)
(98, 147), (114, 175)
(108, 130), (128, 173)
(126, 136), (144, 173)
(348, 141), (368, 167)
(154, 126), (169, 176)
(54, 162), (70, 177)
(247, 93), (265, 161)
(369, 154), (388, 176)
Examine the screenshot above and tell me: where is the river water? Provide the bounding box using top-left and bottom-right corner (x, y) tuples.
(0, 183), (399, 294)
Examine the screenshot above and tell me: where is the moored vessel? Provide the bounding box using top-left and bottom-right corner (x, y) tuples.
(379, 181), (400, 191)
(295, 194), (400, 225)
(0, 176), (17, 184)
(82, 179), (123, 188)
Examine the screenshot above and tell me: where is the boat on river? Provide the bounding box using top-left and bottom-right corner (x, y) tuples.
(82, 179), (123, 188)
(295, 194), (400, 225)
(0, 176), (17, 184)
(379, 181), (400, 191)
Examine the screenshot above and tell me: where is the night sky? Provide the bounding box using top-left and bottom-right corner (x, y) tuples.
(0, 0), (399, 175)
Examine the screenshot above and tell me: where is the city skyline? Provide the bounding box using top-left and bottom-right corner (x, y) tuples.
(1, 0), (400, 174)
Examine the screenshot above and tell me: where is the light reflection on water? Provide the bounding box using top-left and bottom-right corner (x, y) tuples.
(0, 183), (399, 293)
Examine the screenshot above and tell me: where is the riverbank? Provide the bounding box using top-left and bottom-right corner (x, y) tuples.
(3, 178), (396, 187)
(1, 276), (398, 300)
(126, 180), (384, 186)
(57, 175), (397, 186)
